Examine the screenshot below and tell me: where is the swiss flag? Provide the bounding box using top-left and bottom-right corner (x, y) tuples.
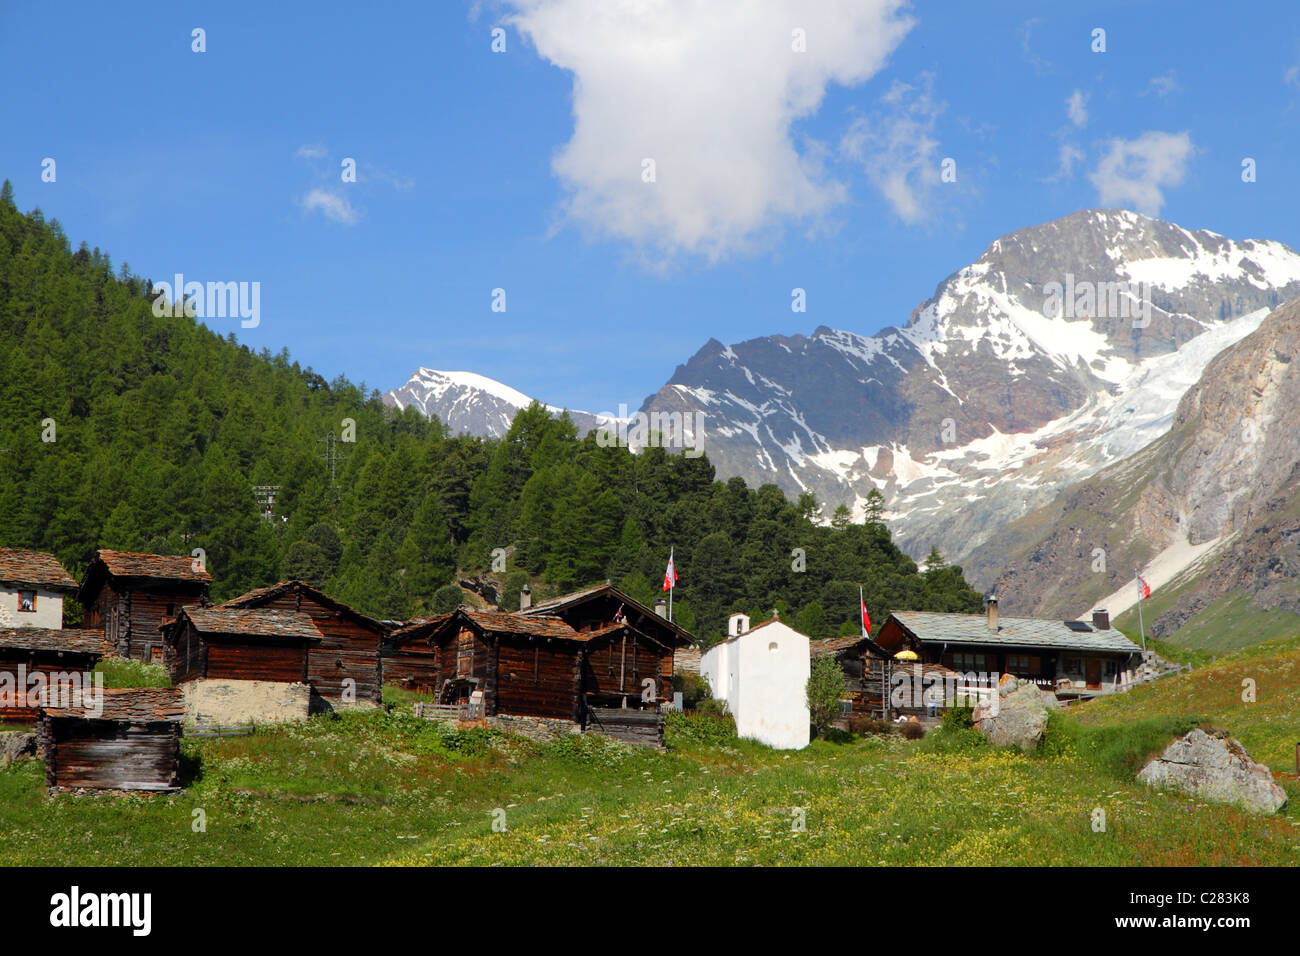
(1137, 575), (1151, 600)
(662, 552), (678, 592)
(861, 596), (872, 637)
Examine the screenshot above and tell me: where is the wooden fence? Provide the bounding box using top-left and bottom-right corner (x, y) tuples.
(585, 707), (664, 748)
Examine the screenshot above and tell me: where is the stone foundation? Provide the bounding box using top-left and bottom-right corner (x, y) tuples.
(466, 714), (582, 743)
(182, 679), (311, 729)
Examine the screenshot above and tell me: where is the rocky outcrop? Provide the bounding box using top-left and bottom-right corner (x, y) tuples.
(1138, 729), (1287, 814)
(0, 731), (36, 767)
(979, 297), (1300, 632)
(972, 677), (1050, 751)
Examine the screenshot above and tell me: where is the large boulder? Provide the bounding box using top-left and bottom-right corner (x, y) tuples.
(973, 678), (1050, 751)
(1138, 728), (1288, 814)
(0, 731), (36, 767)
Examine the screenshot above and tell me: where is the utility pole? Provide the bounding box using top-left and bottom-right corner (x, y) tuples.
(319, 431), (346, 511)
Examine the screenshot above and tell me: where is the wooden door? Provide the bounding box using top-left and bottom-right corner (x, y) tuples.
(1085, 658), (1101, 688)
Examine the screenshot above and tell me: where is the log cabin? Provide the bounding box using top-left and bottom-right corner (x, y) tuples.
(0, 547), (78, 629)
(875, 598), (1143, 699)
(517, 582), (696, 654)
(385, 589), (692, 724)
(808, 634), (887, 719)
(0, 628), (104, 723)
(38, 688), (183, 792)
(216, 581), (387, 710)
(78, 549), (212, 662)
(161, 606), (322, 685)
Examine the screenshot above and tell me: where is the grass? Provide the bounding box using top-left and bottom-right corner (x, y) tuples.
(93, 658), (171, 689)
(1071, 633), (1300, 770)
(1, 680), (1297, 865)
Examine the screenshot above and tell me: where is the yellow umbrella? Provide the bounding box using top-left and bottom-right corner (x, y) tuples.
(894, 650), (919, 661)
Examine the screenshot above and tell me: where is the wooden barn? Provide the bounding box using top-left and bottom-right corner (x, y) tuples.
(0, 628), (104, 722)
(518, 583), (695, 654)
(217, 581), (387, 710)
(809, 635), (879, 718)
(38, 688), (183, 792)
(161, 606), (322, 685)
(0, 546), (78, 629)
(385, 586), (693, 726)
(78, 549), (212, 662)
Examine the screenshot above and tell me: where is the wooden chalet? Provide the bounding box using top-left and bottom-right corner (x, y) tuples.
(0, 627), (104, 722)
(0, 546), (78, 629)
(161, 606), (322, 685)
(39, 688), (183, 792)
(78, 549), (212, 662)
(217, 581), (387, 710)
(875, 599), (1143, 698)
(384, 584), (695, 725)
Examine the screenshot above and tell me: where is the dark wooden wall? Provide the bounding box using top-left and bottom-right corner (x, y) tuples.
(0, 650), (99, 722)
(582, 632), (672, 703)
(494, 636), (580, 720)
(203, 639), (308, 683)
(242, 592), (383, 706)
(40, 717), (181, 791)
(91, 582), (207, 661)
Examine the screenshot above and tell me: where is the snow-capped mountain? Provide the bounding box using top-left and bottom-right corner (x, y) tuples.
(384, 368), (613, 438)
(639, 210), (1300, 566)
(976, 295), (1300, 645)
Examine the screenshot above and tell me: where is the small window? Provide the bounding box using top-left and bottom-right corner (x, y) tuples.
(17, 591), (36, 612)
(768, 642), (779, 654)
(838, 699), (853, 716)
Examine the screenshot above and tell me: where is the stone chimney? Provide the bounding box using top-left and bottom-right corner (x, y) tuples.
(654, 598), (667, 618)
(985, 593), (999, 630)
(728, 612), (750, 636)
(1092, 608), (1109, 630)
(519, 585), (531, 611)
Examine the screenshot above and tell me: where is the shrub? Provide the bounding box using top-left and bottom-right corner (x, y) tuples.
(673, 670), (714, 711)
(941, 705), (975, 731)
(806, 655), (848, 737)
(848, 715), (891, 736)
(665, 711), (737, 747)
(695, 697), (730, 717)
(898, 721), (926, 740)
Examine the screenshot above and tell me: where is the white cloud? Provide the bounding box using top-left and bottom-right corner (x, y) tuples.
(502, 0), (915, 262)
(1049, 143), (1084, 182)
(1286, 64), (1300, 90)
(1088, 131), (1193, 216)
(1066, 89), (1088, 127)
(296, 144), (328, 159)
(840, 73), (946, 225)
(1142, 72), (1179, 98)
(300, 188), (360, 225)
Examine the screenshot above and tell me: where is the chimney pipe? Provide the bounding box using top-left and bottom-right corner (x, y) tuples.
(1092, 608), (1109, 630)
(654, 598), (667, 618)
(986, 593), (999, 631)
(519, 585), (531, 611)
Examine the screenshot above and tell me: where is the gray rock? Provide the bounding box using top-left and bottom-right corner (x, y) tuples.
(0, 731), (36, 767)
(1137, 728), (1288, 814)
(973, 682), (1049, 750)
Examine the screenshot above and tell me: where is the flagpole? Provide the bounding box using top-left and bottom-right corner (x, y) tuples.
(1136, 571), (1147, 656)
(668, 547), (674, 623)
(859, 585), (866, 638)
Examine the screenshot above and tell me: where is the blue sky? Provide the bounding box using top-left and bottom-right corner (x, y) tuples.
(4, 1), (1300, 414)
